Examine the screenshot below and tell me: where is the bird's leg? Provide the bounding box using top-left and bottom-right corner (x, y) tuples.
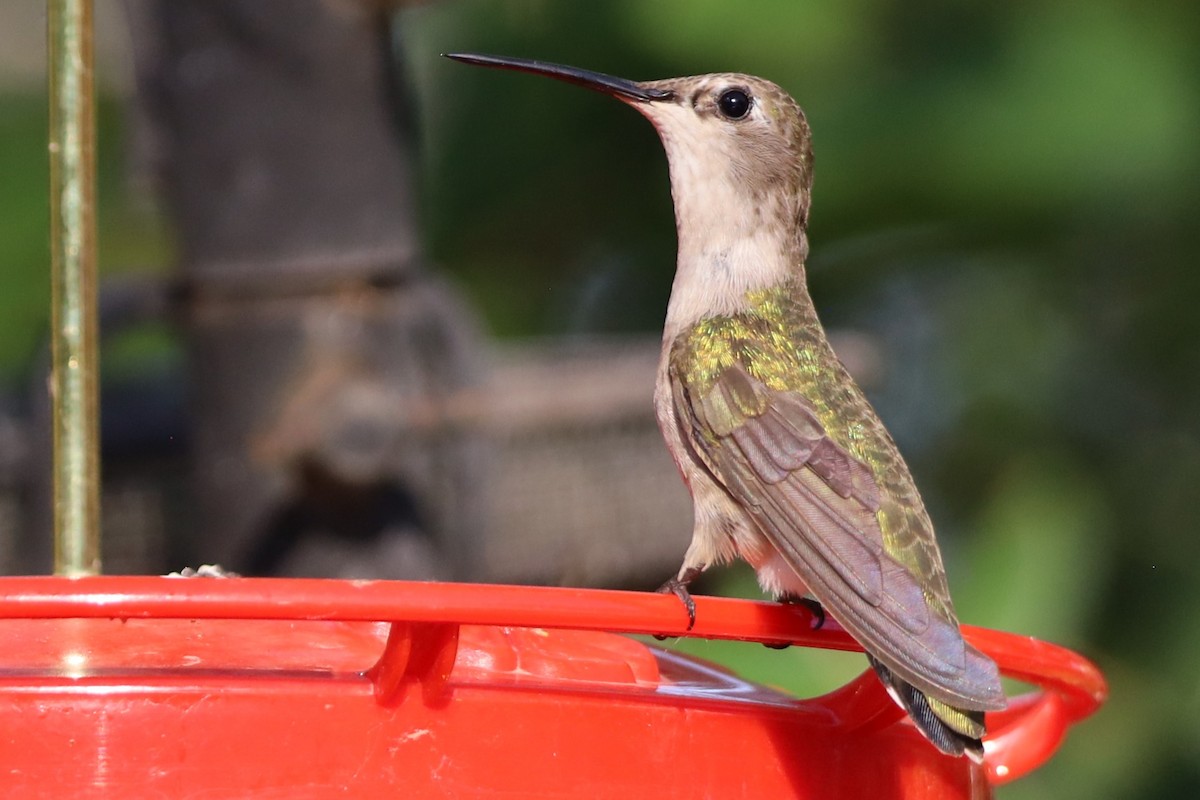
(655, 566), (704, 634)
(764, 593), (826, 649)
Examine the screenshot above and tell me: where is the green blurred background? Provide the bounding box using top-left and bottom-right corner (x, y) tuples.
(4, 1), (1200, 796)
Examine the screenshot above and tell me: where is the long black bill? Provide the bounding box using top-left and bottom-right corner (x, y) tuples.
(443, 53), (674, 103)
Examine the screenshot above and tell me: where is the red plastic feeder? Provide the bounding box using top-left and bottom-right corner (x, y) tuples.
(0, 577), (1104, 797)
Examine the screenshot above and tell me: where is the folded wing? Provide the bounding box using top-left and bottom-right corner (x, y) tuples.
(672, 359), (1005, 710)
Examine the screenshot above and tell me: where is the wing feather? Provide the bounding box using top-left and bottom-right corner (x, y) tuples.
(673, 360), (1005, 710)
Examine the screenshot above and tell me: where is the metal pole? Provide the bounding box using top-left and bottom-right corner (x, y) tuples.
(48, 0), (101, 576)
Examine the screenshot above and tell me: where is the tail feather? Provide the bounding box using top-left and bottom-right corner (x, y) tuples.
(868, 655), (986, 762)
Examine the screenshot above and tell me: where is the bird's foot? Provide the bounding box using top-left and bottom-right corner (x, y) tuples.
(781, 593), (826, 630)
(764, 595), (826, 649)
(653, 567), (703, 638)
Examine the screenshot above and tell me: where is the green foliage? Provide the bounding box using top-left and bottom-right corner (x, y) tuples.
(0, 94), (171, 373)
(0, 95), (51, 371)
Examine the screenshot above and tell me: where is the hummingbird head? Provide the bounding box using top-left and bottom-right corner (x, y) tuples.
(636, 73), (814, 240)
(446, 53), (816, 325)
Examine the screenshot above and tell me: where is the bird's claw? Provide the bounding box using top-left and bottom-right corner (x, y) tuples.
(763, 595), (826, 649)
(659, 577), (697, 630)
(653, 568), (702, 639)
(781, 594), (826, 630)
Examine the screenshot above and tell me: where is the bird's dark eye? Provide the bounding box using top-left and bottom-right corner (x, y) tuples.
(717, 88), (751, 120)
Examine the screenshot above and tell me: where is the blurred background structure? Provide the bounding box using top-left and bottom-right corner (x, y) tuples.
(0, 1), (1197, 797)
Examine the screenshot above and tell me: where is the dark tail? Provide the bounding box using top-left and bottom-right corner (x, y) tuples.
(868, 655), (986, 762)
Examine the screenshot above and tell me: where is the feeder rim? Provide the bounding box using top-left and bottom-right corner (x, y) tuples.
(0, 575), (1104, 707)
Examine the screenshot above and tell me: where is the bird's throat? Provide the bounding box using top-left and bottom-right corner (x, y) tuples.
(663, 223), (808, 340)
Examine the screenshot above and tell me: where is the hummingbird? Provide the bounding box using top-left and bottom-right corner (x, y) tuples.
(445, 52), (1007, 759)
